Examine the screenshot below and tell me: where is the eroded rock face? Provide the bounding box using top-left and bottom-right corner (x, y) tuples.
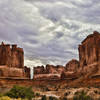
(34, 64), (65, 80)
(24, 66), (30, 78)
(78, 31), (100, 77)
(0, 66), (25, 77)
(78, 31), (100, 68)
(34, 74), (61, 80)
(0, 42), (24, 68)
(34, 66), (45, 74)
(61, 71), (78, 80)
(0, 42), (30, 78)
(34, 31), (100, 80)
(65, 59), (79, 72)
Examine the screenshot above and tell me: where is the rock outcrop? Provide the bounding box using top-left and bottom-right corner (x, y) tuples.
(34, 31), (100, 80)
(60, 59), (79, 80)
(78, 31), (100, 77)
(0, 42), (30, 79)
(65, 59), (79, 72)
(34, 66), (45, 74)
(1, 31), (100, 81)
(78, 31), (100, 68)
(24, 66), (31, 78)
(0, 42), (24, 68)
(34, 64), (65, 80)
(0, 66), (24, 77)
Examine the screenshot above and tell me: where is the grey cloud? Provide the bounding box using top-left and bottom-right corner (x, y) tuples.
(0, 0), (100, 67)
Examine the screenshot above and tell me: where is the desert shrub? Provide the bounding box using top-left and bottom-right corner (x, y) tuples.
(35, 92), (40, 96)
(0, 96), (11, 100)
(73, 90), (93, 100)
(64, 92), (70, 96)
(45, 87), (50, 91)
(49, 96), (58, 100)
(5, 85), (34, 100)
(41, 95), (47, 100)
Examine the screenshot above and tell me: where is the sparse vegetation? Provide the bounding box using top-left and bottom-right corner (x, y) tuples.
(49, 96), (58, 100)
(41, 95), (47, 100)
(5, 85), (34, 100)
(61, 97), (67, 100)
(73, 90), (93, 100)
(2, 85), (100, 100)
(35, 92), (40, 97)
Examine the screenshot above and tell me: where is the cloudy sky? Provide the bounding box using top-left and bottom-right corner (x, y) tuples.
(0, 0), (100, 67)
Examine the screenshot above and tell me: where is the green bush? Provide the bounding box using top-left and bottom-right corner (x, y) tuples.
(35, 92), (40, 96)
(73, 90), (93, 100)
(5, 85), (34, 100)
(41, 95), (47, 100)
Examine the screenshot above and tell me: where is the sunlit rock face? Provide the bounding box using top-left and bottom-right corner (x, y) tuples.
(0, 42), (30, 79)
(0, 42), (24, 68)
(0, 66), (24, 77)
(78, 31), (100, 77)
(79, 31), (100, 68)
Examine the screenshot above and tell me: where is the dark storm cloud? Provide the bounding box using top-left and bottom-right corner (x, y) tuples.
(0, 0), (100, 66)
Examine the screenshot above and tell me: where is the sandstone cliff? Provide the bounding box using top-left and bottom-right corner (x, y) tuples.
(0, 42), (24, 68)
(34, 31), (100, 80)
(78, 31), (100, 77)
(0, 42), (30, 79)
(0, 66), (24, 77)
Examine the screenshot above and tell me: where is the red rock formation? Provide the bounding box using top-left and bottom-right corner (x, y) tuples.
(34, 66), (45, 74)
(34, 74), (61, 80)
(34, 31), (100, 80)
(0, 66), (24, 77)
(34, 64), (65, 80)
(61, 71), (78, 80)
(46, 64), (57, 74)
(0, 42), (24, 68)
(24, 66), (30, 78)
(46, 64), (65, 74)
(78, 31), (100, 77)
(0, 42), (30, 79)
(78, 31), (100, 68)
(65, 59), (79, 72)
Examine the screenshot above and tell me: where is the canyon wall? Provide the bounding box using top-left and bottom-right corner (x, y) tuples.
(78, 31), (100, 68)
(0, 31), (100, 80)
(0, 42), (24, 68)
(78, 31), (100, 76)
(34, 31), (100, 80)
(0, 66), (25, 77)
(0, 42), (30, 79)
(34, 65), (65, 80)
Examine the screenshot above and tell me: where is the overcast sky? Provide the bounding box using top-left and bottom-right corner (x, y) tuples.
(0, 0), (100, 67)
